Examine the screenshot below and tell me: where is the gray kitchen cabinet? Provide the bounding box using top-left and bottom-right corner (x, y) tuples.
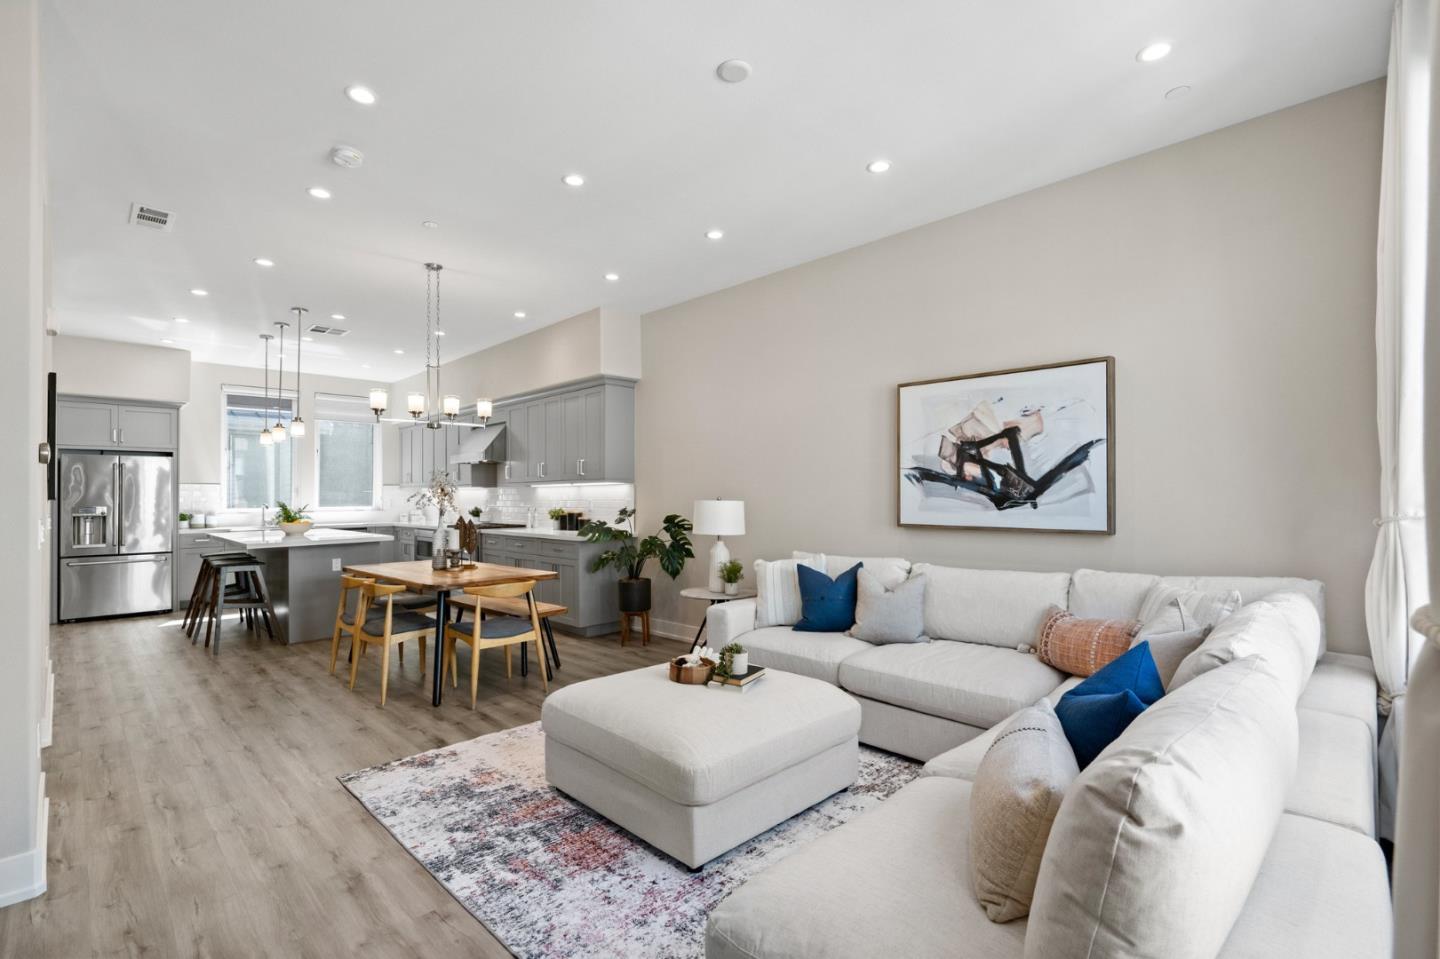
(366, 526), (398, 562)
(480, 531), (618, 636)
(175, 532), (231, 608)
(398, 425), (412, 485)
(56, 398), (179, 449)
(492, 376), (635, 485)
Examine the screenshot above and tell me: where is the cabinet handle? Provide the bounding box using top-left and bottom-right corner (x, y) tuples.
(539, 461), (545, 478)
(504, 462), (511, 480)
(578, 458), (585, 476)
(118, 428), (124, 444)
(111, 427), (118, 444)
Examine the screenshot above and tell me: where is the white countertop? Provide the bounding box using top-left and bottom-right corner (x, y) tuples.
(209, 528), (395, 550)
(479, 528), (590, 541)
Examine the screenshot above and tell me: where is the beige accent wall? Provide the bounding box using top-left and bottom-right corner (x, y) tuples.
(638, 81), (1384, 655)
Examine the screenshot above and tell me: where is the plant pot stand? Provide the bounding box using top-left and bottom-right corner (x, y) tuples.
(620, 609), (651, 647)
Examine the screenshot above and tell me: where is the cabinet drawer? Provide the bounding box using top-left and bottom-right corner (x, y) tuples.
(181, 534), (226, 549)
(485, 535), (539, 556)
(540, 541), (579, 558)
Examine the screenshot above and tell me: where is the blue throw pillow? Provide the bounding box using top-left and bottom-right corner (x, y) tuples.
(1055, 642), (1164, 768)
(794, 562), (862, 632)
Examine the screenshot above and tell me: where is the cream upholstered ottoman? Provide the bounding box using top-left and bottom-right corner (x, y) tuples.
(541, 663), (861, 868)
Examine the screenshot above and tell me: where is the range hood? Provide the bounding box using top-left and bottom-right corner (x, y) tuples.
(449, 423), (507, 465)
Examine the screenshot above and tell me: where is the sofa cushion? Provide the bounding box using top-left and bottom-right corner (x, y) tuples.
(1137, 582), (1242, 633)
(1287, 708), (1376, 836)
(838, 640), (1065, 729)
(971, 700), (1079, 922)
(1025, 656), (1298, 959)
(912, 564), (1071, 648)
(797, 552), (913, 590)
(1068, 568), (1161, 620)
(1162, 574), (1327, 650)
(706, 776), (1026, 959)
(1217, 814), (1391, 958)
(753, 554), (825, 628)
(1299, 651), (1379, 736)
(1171, 590), (1321, 701)
(741, 626), (874, 685)
(849, 569), (928, 644)
(1034, 605), (1140, 677)
(923, 677), (1083, 781)
(540, 664), (859, 806)
(794, 562), (861, 632)
(1137, 625), (1210, 688)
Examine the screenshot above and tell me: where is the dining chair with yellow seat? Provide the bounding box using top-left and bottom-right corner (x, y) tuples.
(442, 580), (547, 709)
(348, 581), (437, 706)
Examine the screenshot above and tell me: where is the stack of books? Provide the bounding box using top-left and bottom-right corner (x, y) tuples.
(708, 665), (767, 693)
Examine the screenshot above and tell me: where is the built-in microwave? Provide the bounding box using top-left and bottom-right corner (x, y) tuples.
(415, 537), (434, 561)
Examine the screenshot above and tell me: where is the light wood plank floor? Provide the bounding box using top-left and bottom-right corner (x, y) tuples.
(0, 611), (686, 958)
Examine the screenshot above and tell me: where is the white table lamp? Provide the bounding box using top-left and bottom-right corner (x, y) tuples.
(693, 499), (745, 593)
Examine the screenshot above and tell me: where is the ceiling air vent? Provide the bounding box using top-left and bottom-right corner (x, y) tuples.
(128, 202), (174, 231)
(305, 324), (349, 337)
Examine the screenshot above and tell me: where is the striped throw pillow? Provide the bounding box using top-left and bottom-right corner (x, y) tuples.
(753, 554), (826, 628)
(1034, 606), (1141, 677)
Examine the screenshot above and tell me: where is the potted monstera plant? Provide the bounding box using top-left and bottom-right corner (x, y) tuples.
(581, 507), (694, 614)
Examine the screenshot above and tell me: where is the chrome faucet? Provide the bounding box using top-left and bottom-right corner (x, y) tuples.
(259, 504), (270, 528)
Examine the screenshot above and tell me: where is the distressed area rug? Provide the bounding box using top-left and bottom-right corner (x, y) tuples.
(340, 722), (920, 958)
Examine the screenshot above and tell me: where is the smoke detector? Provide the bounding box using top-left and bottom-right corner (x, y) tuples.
(128, 202), (174, 231)
(330, 145), (364, 169)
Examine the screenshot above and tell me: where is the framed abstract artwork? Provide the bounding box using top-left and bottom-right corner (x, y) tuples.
(897, 356), (1115, 534)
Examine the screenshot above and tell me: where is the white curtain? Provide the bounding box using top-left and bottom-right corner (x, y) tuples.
(1368, 0), (1431, 840)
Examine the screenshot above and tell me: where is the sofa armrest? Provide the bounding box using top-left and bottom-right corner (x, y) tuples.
(706, 598), (757, 647)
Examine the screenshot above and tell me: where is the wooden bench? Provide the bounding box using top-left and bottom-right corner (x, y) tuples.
(448, 593), (564, 679)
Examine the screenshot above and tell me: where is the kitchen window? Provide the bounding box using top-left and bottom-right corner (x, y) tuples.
(314, 392), (381, 509)
(223, 386), (294, 509)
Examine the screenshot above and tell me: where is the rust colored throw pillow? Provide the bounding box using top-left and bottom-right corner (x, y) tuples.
(1034, 606), (1142, 677)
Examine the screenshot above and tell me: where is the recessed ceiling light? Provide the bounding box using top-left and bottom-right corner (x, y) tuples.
(514, 311), (527, 319)
(716, 59), (752, 83)
(345, 85), (377, 106)
(1164, 84), (1192, 100)
(302, 336), (314, 343)
(330, 313), (346, 321)
(173, 316), (189, 324)
(604, 273), (620, 282)
(422, 220), (438, 229)
(253, 257), (274, 268)
(307, 186), (332, 200)
(435, 330), (446, 337)
(393, 349), (404, 355)
(361, 363), (371, 369)
(190, 288), (209, 297)
(866, 159), (891, 174)
(562, 173), (585, 187)
(1137, 41), (1172, 63)
(160, 338), (175, 345)
(705, 229), (725, 240)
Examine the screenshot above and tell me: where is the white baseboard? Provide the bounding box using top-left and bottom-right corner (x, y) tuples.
(648, 617), (696, 643)
(0, 773), (47, 909)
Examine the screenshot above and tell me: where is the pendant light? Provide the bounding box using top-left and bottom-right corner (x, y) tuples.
(270, 320), (289, 442)
(258, 333), (275, 447)
(424, 262), (442, 427)
(288, 307), (308, 438)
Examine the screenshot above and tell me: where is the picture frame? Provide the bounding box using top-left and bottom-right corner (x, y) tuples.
(897, 356), (1115, 534)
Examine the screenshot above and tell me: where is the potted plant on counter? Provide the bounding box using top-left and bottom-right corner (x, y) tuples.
(548, 507), (567, 531)
(273, 501), (313, 536)
(720, 559), (745, 596)
(581, 507), (694, 614)
(178, 512), (191, 529)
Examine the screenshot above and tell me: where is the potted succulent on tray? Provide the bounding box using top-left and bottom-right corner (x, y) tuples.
(581, 507), (694, 614)
(273, 501), (312, 536)
(548, 507), (567, 531)
(720, 559), (745, 596)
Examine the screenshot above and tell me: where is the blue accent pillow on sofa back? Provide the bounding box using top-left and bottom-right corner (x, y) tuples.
(1055, 641), (1164, 768)
(794, 562), (862, 632)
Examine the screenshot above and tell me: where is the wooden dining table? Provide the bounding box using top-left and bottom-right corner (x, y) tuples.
(342, 560), (558, 706)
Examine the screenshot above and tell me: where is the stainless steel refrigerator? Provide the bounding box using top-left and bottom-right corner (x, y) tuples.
(58, 452), (174, 620)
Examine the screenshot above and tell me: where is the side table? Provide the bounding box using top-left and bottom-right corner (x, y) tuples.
(680, 586), (758, 653)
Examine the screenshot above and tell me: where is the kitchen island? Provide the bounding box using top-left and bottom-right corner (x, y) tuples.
(210, 527), (395, 644)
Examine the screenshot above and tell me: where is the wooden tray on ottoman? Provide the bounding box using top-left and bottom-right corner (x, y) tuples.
(669, 657), (715, 685)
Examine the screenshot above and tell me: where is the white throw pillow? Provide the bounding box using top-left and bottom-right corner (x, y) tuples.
(1024, 656), (1298, 959)
(970, 700), (1079, 923)
(753, 554), (826, 628)
(793, 552), (912, 590)
(1136, 583), (1241, 634)
(1168, 590), (1322, 700)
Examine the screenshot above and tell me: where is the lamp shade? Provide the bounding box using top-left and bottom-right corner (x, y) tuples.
(693, 499), (745, 536)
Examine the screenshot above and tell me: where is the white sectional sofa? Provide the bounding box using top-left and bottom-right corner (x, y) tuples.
(703, 559), (1389, 959)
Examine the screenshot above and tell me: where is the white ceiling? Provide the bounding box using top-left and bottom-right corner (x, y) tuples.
(42, 0), (1391, 382)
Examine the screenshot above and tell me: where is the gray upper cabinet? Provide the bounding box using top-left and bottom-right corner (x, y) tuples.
(57, 398), (177, 449)
(496, 377), (634, 485)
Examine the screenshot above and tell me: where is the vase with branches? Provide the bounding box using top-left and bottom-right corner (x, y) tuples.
(409, 470), (458, 567)
(580, 507), (694, 613)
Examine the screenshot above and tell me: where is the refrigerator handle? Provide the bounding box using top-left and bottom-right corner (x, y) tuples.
(116, 459), (124, 546)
